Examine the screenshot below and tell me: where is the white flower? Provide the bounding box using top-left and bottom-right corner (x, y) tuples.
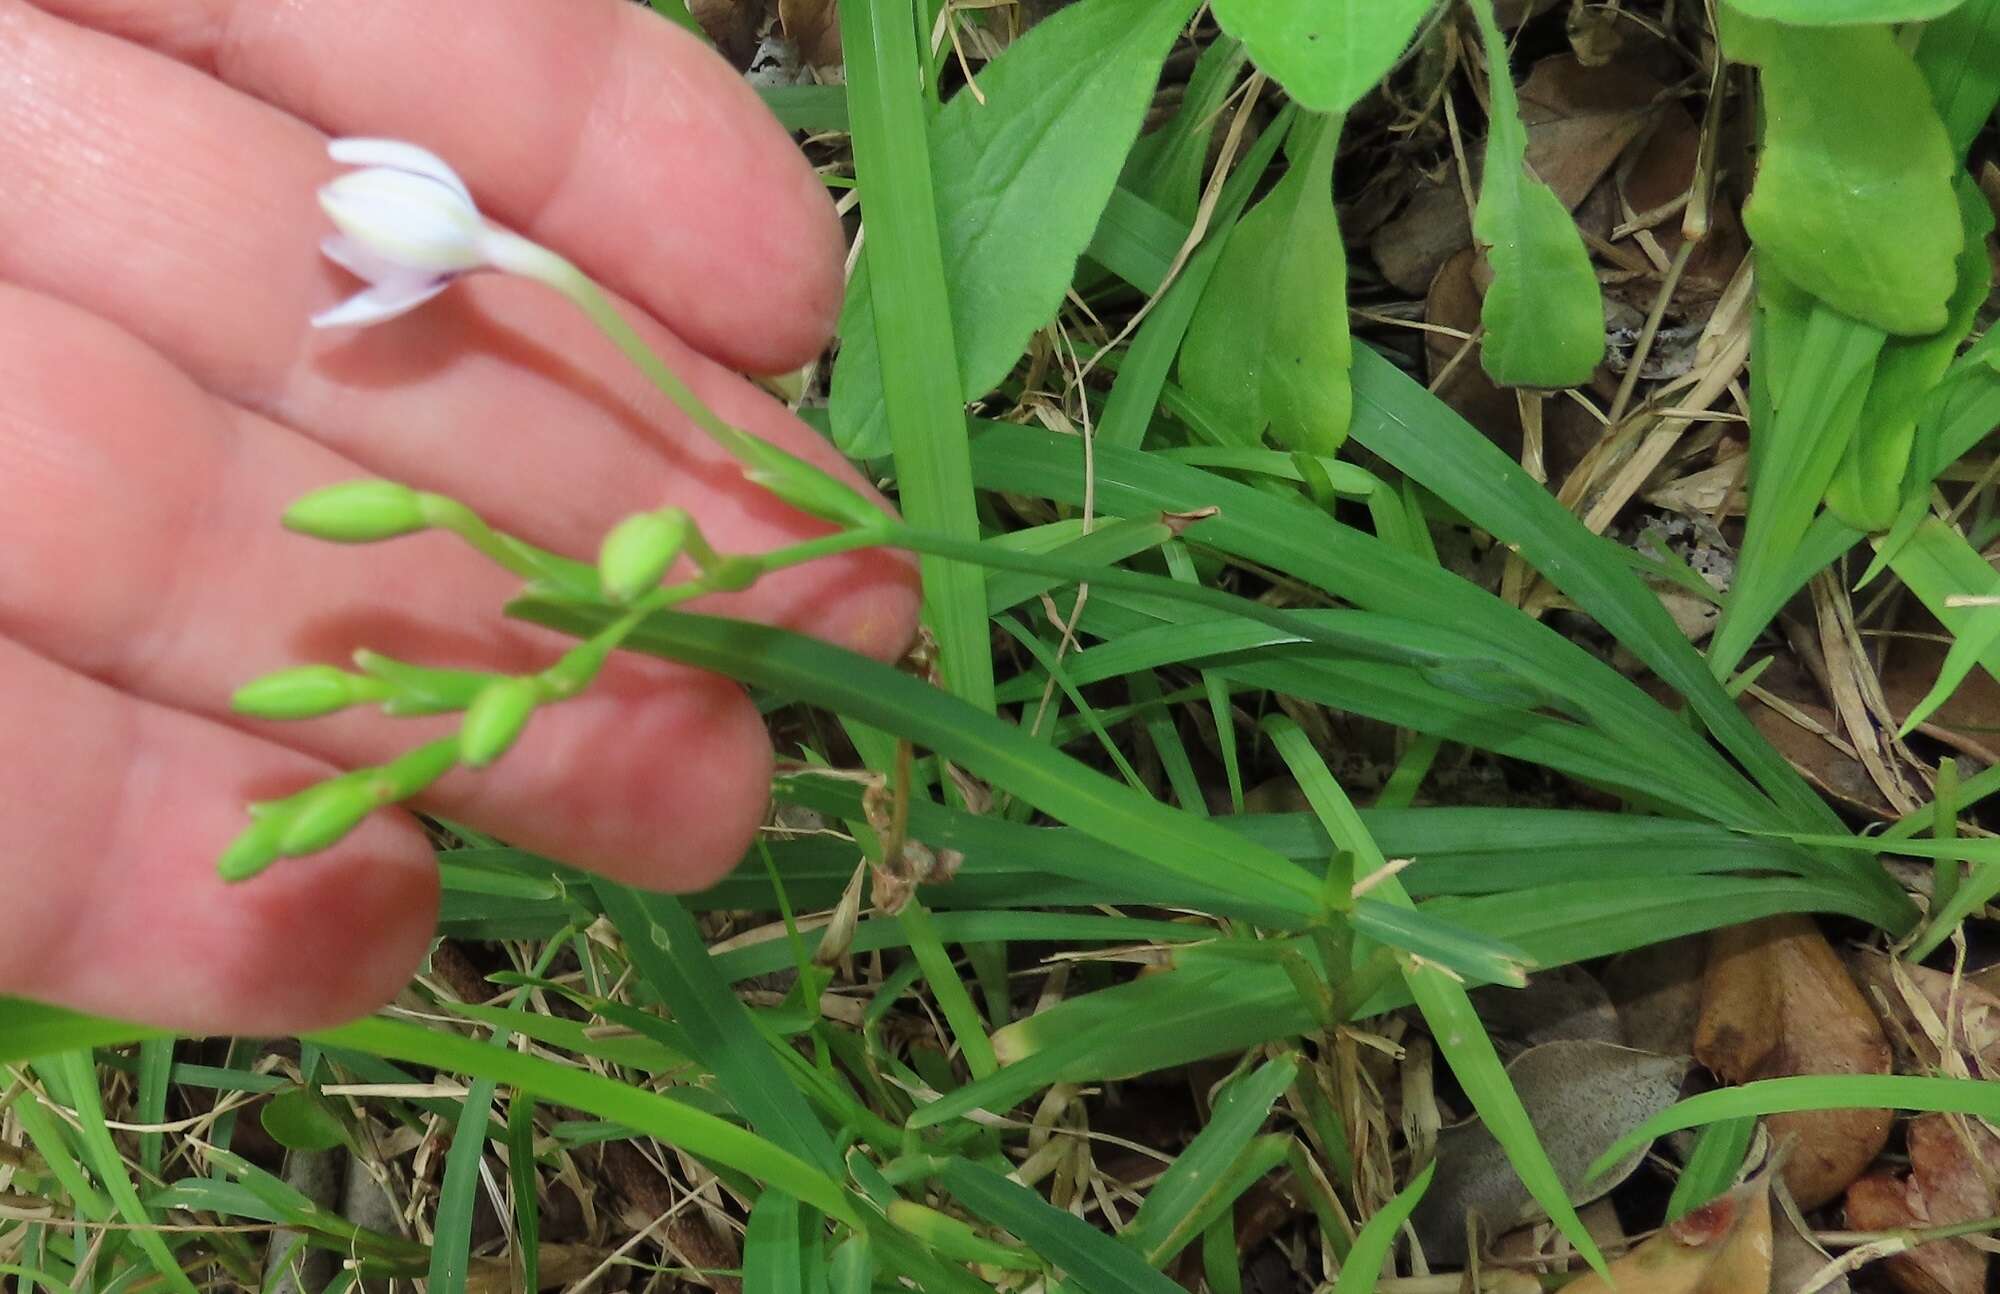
(312, 138), (556, 328)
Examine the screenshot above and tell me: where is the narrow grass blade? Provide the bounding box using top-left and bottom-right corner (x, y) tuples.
(1590, 1075), (2000, 1182)
(506, 1096), (541, 1294)
(306, 1018), (860, 1225)
(0, 1000), (163, 1062)
(1124, 1057), (1296, 1264)
(136, 1039), (173, 1181)
(1331, 1160), (1435, 1294)
(937, 1160), (1187, 1294)
(513, 603), (1325, 916)
(595, 884), (842, 1175)
(744, 1190), (808, 1294)
(36, 1052), (198, 1294)
(838, 0), (990, 710)
(1345, 348), (1846, 841)
(1663, 1117), (1755, 1223)
(1262, 717), (1605, 1274)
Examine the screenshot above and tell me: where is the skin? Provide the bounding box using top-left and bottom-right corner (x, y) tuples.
(0, 0), (921, 1034)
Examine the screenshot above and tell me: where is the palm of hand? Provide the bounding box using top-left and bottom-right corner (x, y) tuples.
(0, 0), (918, 1033)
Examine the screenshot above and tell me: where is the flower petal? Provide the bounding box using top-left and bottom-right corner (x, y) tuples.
(318, 234), (407, 287)
(319, 170), (487, 274)
(327, 138), (473, 206)
(310, 278), (451, 329)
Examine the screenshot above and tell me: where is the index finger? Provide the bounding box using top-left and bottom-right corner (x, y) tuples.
(33, 0), (846, 375)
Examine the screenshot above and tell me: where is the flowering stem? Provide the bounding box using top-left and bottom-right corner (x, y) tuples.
(419, 493), (596, 596)
(534, 252), (885, 529)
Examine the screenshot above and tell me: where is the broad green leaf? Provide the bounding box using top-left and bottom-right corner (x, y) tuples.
(1180, 114), (1352, 454)
(260, 1089), (349, 1153)
(1331, 1161), (1435, 1294)
(1723, 11), (1960, 334)
(1098, 105), (1296, 451)
(1916, 0), (2000, 157)
(1826, 178), (1995, 530)
(1468, 0), (1604, 387)
(832, 0), (1203, 456)
(1723, 0), (1968, 22)
(1211, 0), (1436, 112)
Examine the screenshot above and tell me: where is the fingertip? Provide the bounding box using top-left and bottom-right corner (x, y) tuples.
(37, 802), (440, 1037)
(451, 664), (773, 895)
(620, 15), (848, 371)
(217, 811), (443, 1033)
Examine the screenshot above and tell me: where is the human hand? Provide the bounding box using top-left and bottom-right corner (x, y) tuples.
(0, 0), (918, 1034)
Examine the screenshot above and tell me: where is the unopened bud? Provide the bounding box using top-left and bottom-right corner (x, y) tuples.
(597, 510), (688, 603)
(284, 481), (428, 543)
(459, 678), (540, 767)
(272, 777), (382, 857)
(232, 664), (380, 720)
(217, 816), (287, 883)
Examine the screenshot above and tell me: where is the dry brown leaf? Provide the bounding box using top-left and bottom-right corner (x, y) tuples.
(1372, 176), (1474, 296)
(1877, 636), (2000, 769)
(1843, 1114), (1997, 1294)
(1696, 916), (1893, 1209)
(690, 0), (767, 68)
(1496, 0), (1563, 31)
(1562, 1173), (1774, 1294)
(1410, 1041), (1689, 1263)
(1851, 951), (2000, 1079)
(1518, 56), (1665, 211)
(1745, 691), (1894, 820)
(467, 1244), (607, 1293)
(1606, 936), (1706, 1056)
(1773, 1181), (1851, 1294)
(779, 0), (841, 68)
(1472, 963), (1622, 1046)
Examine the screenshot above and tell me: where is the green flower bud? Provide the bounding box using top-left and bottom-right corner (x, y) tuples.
(459, 678), (540, 768)
(597, 509), (688, 603)
(283, 481), (428, 543)
(272, 777), (381, 857)
(232, 664), (379, 719)
(378, 737), (462, 797)
(217, 815), (286, 883)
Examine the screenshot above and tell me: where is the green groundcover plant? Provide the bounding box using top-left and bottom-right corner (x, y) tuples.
(9, 0), (2000, 1290)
